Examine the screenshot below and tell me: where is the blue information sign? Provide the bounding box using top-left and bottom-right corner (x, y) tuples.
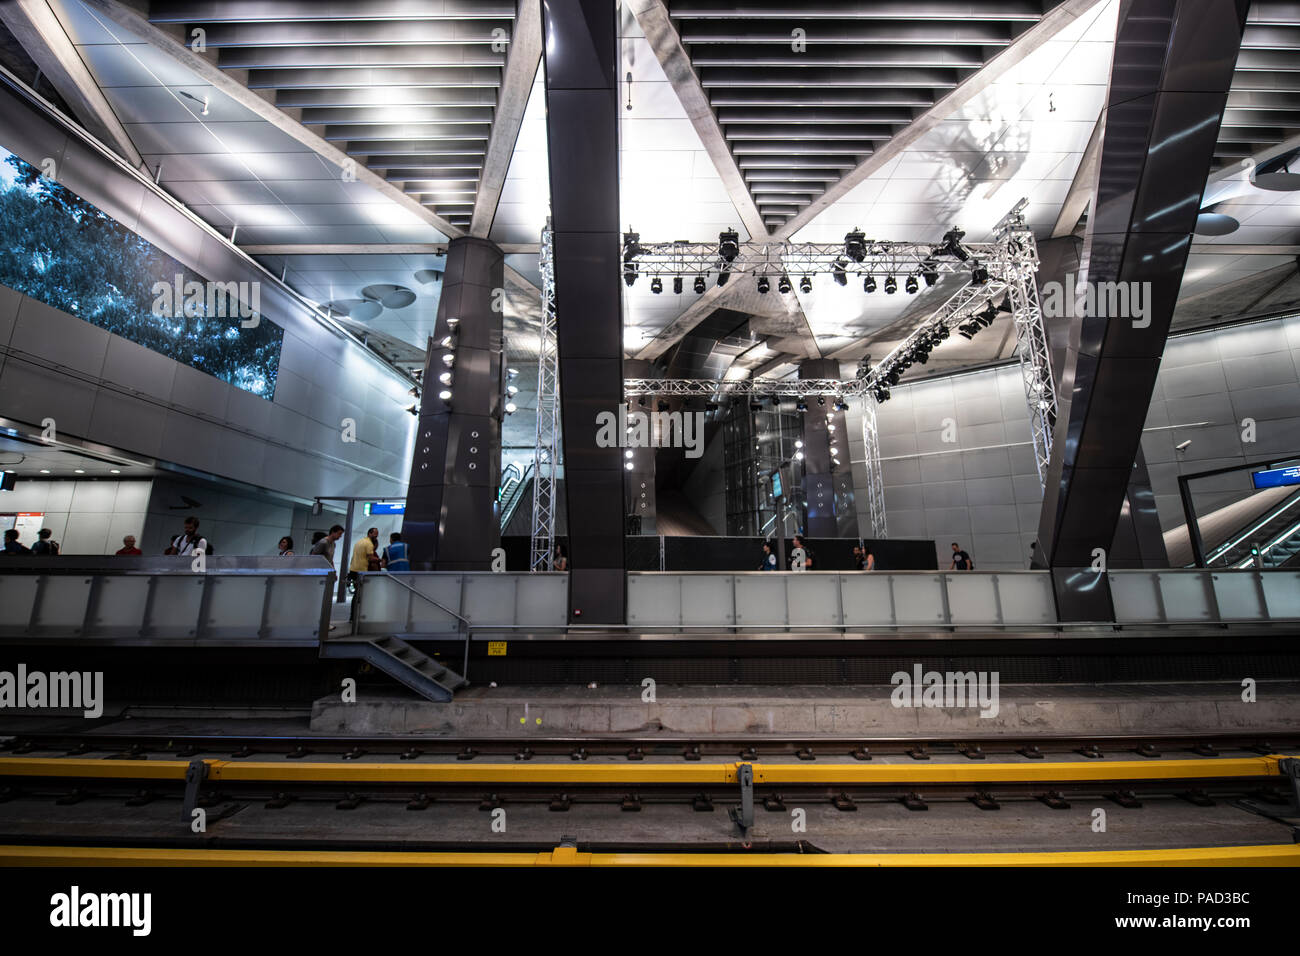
(1251, 466), (1300, 490)
(771, 470), (783, 499)
(366, 502), (405, 515)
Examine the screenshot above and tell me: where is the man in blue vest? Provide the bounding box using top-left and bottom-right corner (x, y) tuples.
(382, 532), (410, 572)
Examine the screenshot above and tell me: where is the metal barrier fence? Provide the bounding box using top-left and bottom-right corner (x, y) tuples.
(0, 557), (334, 645)
(354, 568), (1300, 634)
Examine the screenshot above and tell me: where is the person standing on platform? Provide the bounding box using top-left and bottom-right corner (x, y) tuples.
(31, 529), (59, 555)
(311, 525), (344, 565)
(381, 532), (410, 572)
(852, 545), (864, 570)
(863, 546), (876, 571)
(116, 535), (142, 556)
(553, 546), (568, 571)
(348, 527), (379, 590)
(791, 535), (814, 570)
(950, 542), (974, 571)
(2, 529), (30, 554)
(277, 536), (295, 556)
(760, 541), (778, 570)
(166, 516), (207, 556)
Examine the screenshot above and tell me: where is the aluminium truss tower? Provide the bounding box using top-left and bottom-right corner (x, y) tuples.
(530, 221), (561, 572)
(858, 396), (888, 539)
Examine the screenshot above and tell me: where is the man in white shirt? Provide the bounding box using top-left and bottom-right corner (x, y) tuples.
(167, 516), (208, 556)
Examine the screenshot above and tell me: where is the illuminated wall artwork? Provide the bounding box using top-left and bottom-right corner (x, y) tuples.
(0, 148), (282, 399)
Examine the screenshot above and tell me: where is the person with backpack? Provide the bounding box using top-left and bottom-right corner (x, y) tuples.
(31, 528), (60, 555)
(166, 516), (208, 556)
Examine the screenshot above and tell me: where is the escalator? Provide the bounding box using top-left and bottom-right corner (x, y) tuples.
(498, 462), (533, 533)
(1204, 487), (1300, 569)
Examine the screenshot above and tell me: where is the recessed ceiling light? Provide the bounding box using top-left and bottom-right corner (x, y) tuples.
(39, 469), (49, 474)
(110, 469), (121, 474)
(74, 469), (85, 474)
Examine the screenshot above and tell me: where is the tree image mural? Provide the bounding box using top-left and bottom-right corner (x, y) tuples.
(0, 149), (281, 399)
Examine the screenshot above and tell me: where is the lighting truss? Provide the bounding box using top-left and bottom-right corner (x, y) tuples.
(530, 220), (561, 573)
(623, 378), (861, 398)
(858, 396), (888, 539)
(622, 238), (1013, 281)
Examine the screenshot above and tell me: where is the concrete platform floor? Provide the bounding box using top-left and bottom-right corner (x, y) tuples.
(308, 680), (1300, 737)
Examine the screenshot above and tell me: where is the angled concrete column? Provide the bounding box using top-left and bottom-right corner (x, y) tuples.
(402, 237), (504, 570)
(541, 0), (626, 623)
(1037, 0), (1248, 613)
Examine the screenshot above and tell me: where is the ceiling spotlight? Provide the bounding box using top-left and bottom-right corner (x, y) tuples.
(921, 260), (939, 286)
(441, 353), (455, 367)
(756, 276), (770, 294)
(439, 371), (453, 385)
(624, 262), (638, 287)
(506, 367), (519, 379)
(941, 227), (969, 261)
(673, 276), (683, 295)
(834, 399), (849, 411)
(506, 384), (519, 396)
(796, 400), (808, 412)
(817, 395), (826, 406)
(971, 261), (989, 285)
(935, 326), (950, 340)
(637, 396), (647, 407)
(884, 275), (897, 294)
(110, 468), (121, 474)
(844, 228), (867, 263)
(794, 440), (804, 449)
(832, 257), (848, 287)
(439, 389), (453, 401)
(958, 323), (978, 339)
(829, 446), (839, 456)
(719, 228), (740, 262)
(694, 276), (706, 294)
(623, 229), (642, 261)
(799, 275), (812, 294)
(794, 451), (804, 461)
(446, 317), (460, 331)
(864, 275), (876, 293)
(716, 271), (730, 288)
(905, 275), (918, 294)
(777, 274), (792, 295)
(873, 386), (890, 403)
(439, 335), (453, 348)
(650, 277), (663, 294)
(625, 450), (634, 459)
(505, 401), (517, 414)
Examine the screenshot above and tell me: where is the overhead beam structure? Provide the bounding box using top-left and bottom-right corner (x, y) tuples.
(470, 0), (543, 238)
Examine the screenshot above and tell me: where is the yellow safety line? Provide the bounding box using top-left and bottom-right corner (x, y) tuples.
(1, 844), (1297, 867)
(0, 755), (1293, 785)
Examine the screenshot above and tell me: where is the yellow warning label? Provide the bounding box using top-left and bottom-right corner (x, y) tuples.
(487, 641), (507, 656)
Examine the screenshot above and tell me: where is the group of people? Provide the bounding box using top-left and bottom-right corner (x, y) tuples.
(290, 525), (410, 586)
(1, 527), (60, 555)
(758, 538), (976, 571)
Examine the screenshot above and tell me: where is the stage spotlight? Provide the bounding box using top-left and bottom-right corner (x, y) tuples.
(650, 276), (663, 294)
(622, 229), (641, 287)
(637, 396), (647, 407)
(817, 395), (826, 406)
(673, 276), (683, 295)
(935, 326), (950, 340)
(717, 271), (730, 287)
(997, 295), (1015, 314)
(844, 228), (867, 263)
(864, 275), (876, 293)
(832, 258), (848, 287)
(718, 228), (740, 262)
(905, 275), (918, 294)
(921, 259), (939, 286)
(799, 275), (812, 293)
(958, 323), (978, 339)
(694, 276), (706, 294)
(778, 274), (792, 295)
(979, 303), (998, 326)
(796, 400), (808, 412)
(624, 263), (638, 287)
(757, 275), (770, 294)
(749, 399), (763, 412)
(940, 227), (970, 261)
(834, 399), (849, 411)
(884, 275), (897, 294)
(971, 261), (989, 285)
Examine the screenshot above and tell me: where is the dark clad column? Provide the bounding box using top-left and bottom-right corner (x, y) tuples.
(1037, 0), (1248, 613)
(799, 358), (844, 538)
(401, 237), (504, 570)
(541, 0), (626, 623)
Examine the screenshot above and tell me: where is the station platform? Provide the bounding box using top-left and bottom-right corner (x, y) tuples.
(307, 680), (1300, 737)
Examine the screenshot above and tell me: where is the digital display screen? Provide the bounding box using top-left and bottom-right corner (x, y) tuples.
(1251, 466), (1300, 490)
(770, 470), (783, 499)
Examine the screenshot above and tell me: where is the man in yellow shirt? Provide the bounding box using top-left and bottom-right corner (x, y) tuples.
(348, 527), (379, 591)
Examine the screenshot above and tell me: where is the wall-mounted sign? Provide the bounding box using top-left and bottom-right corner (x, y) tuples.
(364, 502), (405, 516)
(1251, 466), (1300, 490)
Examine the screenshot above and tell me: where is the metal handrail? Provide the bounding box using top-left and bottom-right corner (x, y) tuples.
(373, 573), (474, 680)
